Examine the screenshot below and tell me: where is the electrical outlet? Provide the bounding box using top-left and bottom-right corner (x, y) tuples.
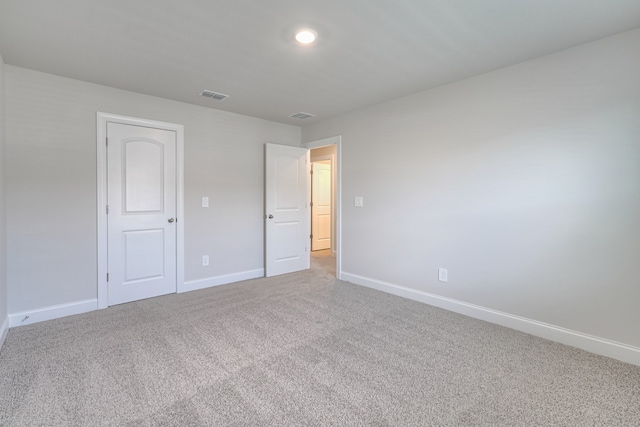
(354, 196), (364, 207)
(438, 268), (448, 282)
(202, 255), (209, 266)
(202, 197), (209, 208)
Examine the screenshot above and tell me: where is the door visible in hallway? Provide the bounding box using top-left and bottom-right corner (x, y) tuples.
(107, 122), (177, 306)
(311, 160), (331, 251)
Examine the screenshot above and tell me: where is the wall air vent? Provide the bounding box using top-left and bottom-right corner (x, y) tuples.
(289, 112), (316, 120)
(199, 90), (229, 101)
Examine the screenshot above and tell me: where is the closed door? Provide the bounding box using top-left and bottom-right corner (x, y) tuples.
(311, 160), (331, 251)
(264, 143), (310, 277)
(107, 122), (177, 305)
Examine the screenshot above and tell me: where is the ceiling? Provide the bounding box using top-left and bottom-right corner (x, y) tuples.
(1, 1), (640, 126)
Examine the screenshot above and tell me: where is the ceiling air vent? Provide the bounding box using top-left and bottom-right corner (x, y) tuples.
(289, 112), (315, 120)
(199, 90), (229, 101)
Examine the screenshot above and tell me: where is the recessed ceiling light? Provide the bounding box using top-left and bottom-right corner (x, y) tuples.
(295, 28), (317, 45)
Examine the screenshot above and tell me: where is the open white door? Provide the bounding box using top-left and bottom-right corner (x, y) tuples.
(265, 143), (310, 277)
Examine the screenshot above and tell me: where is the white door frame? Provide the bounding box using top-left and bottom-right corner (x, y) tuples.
(96, 112), (185, 309)
(302, 136), (342, 280)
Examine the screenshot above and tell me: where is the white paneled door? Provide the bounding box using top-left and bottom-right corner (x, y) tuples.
(265, 143), (310, 277)
(311, 160), (332, 251)
(107, 122), (177, 305)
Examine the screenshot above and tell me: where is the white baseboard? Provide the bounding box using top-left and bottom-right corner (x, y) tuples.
(8, 299), (98, 328)
(181, 268), (264, 293)
(5, 269), (265, 330)
(342, 272), (640, 366)
(0, 316), (9, 351)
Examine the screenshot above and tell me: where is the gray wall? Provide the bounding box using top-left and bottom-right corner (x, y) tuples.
(5, 66), (300, 314)
(0, 53), (7, 327)
(303, 29), (640, 348)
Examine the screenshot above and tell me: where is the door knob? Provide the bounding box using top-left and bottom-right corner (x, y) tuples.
(268, 214), (274, 219)
(168, 218), (175, 223)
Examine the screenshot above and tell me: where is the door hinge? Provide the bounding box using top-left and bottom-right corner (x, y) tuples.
(310, 234), (313, 239)
(106, 273), (109, 282)
(310, 202), (313, 207)
(106, 205), (109, 214)
(106, 137), (108, 147)
(310, 169), (313, 175)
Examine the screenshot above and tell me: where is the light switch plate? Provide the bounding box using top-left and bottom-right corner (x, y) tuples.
(202, 197), (209, 208)
(202, 255), (210, 266)
(355, 196), (364, 207)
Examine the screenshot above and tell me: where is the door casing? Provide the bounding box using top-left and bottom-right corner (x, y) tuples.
(97, 112), (185, 309)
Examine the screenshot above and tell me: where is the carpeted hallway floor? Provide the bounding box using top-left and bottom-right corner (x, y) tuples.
(1, 253), (639, 426)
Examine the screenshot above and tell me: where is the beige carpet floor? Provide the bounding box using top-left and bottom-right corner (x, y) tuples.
(1, 253), (639, 426)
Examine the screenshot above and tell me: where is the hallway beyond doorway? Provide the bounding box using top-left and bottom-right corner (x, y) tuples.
(310, 249), (336, 277)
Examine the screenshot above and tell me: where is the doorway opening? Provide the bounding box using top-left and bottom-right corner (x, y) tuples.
(96, 112), (185, 309)
(303, 136), (341, 279)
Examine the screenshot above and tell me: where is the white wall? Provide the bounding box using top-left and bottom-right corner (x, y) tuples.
(303, 28), (640, 349)
(0, 53), (8, 342)
(5, 66), (300, 315)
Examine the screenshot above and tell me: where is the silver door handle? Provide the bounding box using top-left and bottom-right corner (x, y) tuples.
(268, 214), (274, 219)
(168, 218), (175, 223)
